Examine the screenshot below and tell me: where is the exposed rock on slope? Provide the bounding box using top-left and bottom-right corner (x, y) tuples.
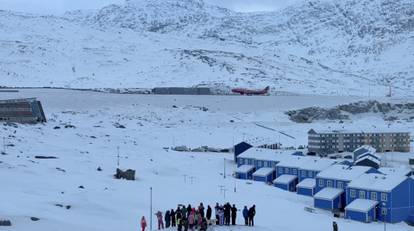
(286, 101), (414, 123)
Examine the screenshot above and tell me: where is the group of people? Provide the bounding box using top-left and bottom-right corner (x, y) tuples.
(140, 202), (256, 231)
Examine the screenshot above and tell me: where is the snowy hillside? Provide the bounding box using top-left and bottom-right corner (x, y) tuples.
(0, 0), (413, 96)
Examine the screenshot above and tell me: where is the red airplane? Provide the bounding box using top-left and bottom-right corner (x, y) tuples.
(231, 86), (270, 95)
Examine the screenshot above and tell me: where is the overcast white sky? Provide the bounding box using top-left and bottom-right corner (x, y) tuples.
(0, 0), (301, 14)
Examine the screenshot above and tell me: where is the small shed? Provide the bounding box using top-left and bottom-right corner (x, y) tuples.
(234, 165), (255, 180)
(297, 178), (316, 196)
(273, 174), (298, 192)
(345, 199), (378, 223)
(314, 188), (344, 211)
(252, 167), (275, 183)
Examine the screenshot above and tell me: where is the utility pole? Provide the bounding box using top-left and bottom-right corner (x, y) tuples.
(219, 185), (225, 196)
(150, 187), (153, 231)
(117, 146), (120, 168)
(382, 202), (386, 231)
(234, 177), (237, 193)
(223, 158), (226, 179)
(218, 185), (227, 199)
(2, 137), (6, 154)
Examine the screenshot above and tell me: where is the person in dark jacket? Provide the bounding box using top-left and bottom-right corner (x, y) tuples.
(248, 205), (256, 226)
(224, 203), (231, 226)
(176, 207), (182, 225)
(186, 204), (192, 218)
(171, 209), (176, 227)
(242, 206), (249, 226)
(231, 204), (237, 225)
(165, 210), (171, 228)
(199, 203), (205, 218)
(182, 206), (188, 219)
(206, 205), (212, 224)
(333, 221), (338, 231)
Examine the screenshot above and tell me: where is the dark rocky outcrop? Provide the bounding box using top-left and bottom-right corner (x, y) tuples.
(30, 217), (40, 221)
(114, 168), (136, 181)
(286, 100), (414, 123)
(35, 156), (58, 159)
(0, 220), (12, 226)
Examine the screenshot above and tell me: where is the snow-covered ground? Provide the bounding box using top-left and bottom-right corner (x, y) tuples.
(0, 89), (413, 231)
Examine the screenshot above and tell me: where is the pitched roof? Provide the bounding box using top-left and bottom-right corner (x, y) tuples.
(252, 167), (275, 177)
(296, 178), (316, 189)
(299, 158), (336, 171)
(345, 199), (378, 213)
(347, 173), (408, 192)
(238, 148), (296, 162)
(276, 156), (312, 168)
(316, 165), (371, 181)
(354, 145), (376, 156)
(310, 129), (410, 134)
(273, 174), (297, 184)
(378, 167), (411, 177)
(314, 187), (344, 200)
(234, 165), (255, 174)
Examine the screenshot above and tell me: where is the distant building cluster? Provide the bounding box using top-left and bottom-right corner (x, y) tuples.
(152, 87), (211, 95)
(233, 143), (414, 224)
(308, 129), (410, 154)
(0, 98), (46, 123)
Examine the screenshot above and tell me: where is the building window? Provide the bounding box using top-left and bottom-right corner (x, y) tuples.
(308, 171), (313, 178)
(359, 191), (366, 199)
(292, 169), (297, 175)
(381, 193), (387, 202)
(319, 179), (324, 187)
(350, 189), (356, 198)
(278, 168), (283, 174)
(371, 192), (377, 201)
(302, 170), (306, 177)
(285, 167), (289, 174)
(327, 180), (333, 187)
(337, 181), (343, 189)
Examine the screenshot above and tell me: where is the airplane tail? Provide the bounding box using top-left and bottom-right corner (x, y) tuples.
(264, 86), (270, 93)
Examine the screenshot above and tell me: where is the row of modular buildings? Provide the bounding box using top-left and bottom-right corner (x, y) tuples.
(234, 148), (414, 224)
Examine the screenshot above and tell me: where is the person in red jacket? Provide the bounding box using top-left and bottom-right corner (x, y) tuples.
(141, 216), (147, 231)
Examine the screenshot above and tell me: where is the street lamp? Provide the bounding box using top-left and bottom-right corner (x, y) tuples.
(381, 202), (386, 231)
(150, 187), (153, 231)
(223, 158), (226, 179)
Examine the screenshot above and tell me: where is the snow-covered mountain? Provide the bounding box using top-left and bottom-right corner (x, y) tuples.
(0, 0), (413, 96)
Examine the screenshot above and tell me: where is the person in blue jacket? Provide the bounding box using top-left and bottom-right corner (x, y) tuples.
(242, 206), (249, 226)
